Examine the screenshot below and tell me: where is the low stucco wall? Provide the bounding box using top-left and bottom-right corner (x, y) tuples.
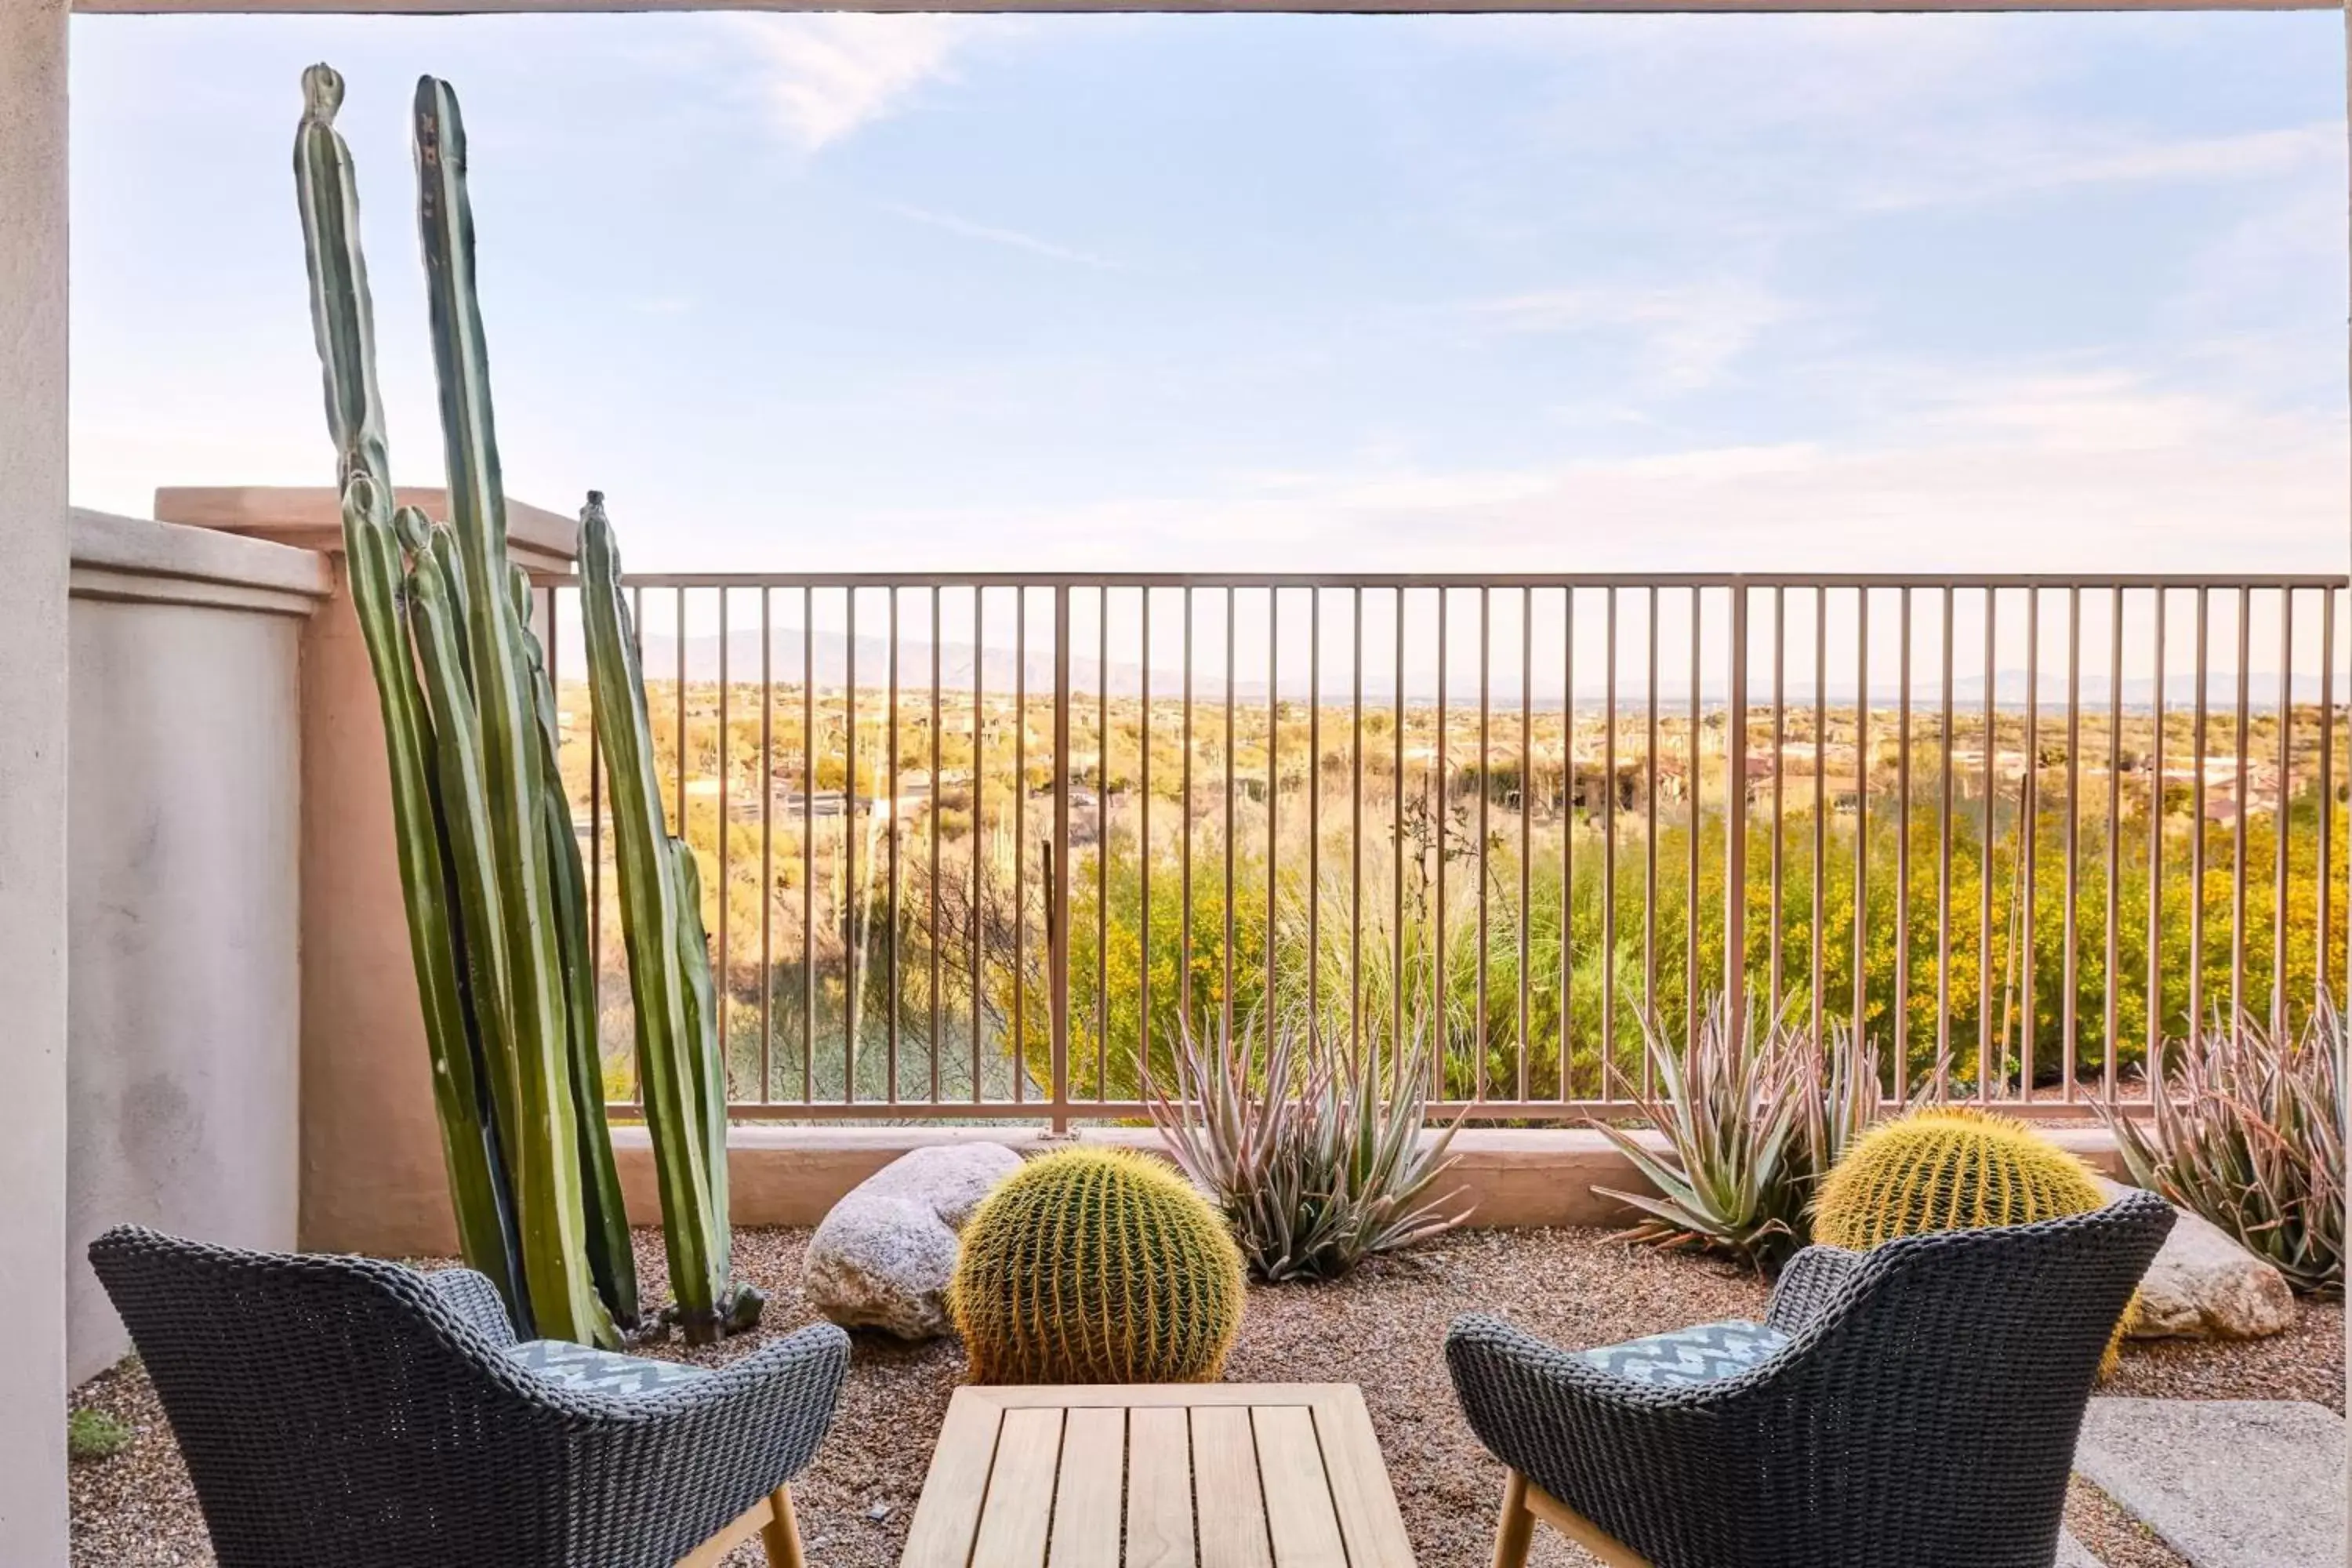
(65, 511), (328, 1383)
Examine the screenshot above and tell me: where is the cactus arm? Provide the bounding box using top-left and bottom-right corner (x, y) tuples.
(579, 494), (756, 1341)
(339, 482), (525, 1318)
(519, 584), (639, 1328)
(295, 64), (389, 495)
(412, 76), (612, 1349)
(296, 68), (525, 1322)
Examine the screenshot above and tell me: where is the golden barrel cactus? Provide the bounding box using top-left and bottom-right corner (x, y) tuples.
(949, 1146), (1246, 1385)
(1815, 1108), (2107, 1249)
(1815, 1107), (2129, 1369)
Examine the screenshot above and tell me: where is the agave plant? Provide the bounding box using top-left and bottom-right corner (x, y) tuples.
(2099, 1008), (2345, 1297)
(1149, 1010), (1468, 1283)
(1591, 1001), (1884, 1272)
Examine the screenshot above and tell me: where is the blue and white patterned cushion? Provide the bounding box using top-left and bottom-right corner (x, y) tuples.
(506, 1339), (711, 1397)
(1580, 1320), (1788, 1388)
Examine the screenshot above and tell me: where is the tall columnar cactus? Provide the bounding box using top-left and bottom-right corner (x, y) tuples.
(949, 1148), (1246, 1384)
(296, 64), (635, 1345)
(580, 494), (760, 1342)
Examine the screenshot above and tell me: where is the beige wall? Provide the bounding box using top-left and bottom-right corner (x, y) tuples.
(1, 1), (71, 1559)
(64, 512), (328, 1384)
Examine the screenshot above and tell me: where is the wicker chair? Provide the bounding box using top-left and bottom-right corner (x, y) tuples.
(1446, 1189), (2174, 1568)
(89, 1225), (851, 1568)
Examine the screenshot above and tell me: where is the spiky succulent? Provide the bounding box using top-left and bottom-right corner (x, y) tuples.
(2100, 1009), (2344, 1297)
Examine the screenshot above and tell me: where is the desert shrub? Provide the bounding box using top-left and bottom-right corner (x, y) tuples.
(1150, 1010), (1466, 1283)
(1592, 1000), (1882, 1272)
(2100, 1008), (2345, 1296)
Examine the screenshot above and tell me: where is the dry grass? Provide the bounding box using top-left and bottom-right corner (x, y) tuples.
(71, 1226), (2340, 1567)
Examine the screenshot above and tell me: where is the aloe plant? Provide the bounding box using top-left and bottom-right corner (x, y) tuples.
(581, 494), (761, 1341)
(2100, 1008), (2345, 1296)
(1149, 1006), (1467, 1283)
(1591, 1001), (1887, 1272)
(296, 64), (633, 1345)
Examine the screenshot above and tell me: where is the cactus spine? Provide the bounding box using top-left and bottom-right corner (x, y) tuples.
(579, 495), (759, 1342)
(949, 1147), (1246, 1385)
(296, 64), (633, 1345)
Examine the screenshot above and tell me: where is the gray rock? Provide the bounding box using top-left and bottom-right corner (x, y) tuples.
(2097, 1179), (2296, 1340)
(802, 1143), (1024, 1338)
(2055, 1531), (2099, 1568)
(2074, 1398), (2345, 1568)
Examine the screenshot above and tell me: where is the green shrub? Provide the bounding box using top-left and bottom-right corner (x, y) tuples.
(67, 1409), (132, 1464)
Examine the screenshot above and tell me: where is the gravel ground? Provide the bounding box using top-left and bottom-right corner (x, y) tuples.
(70, 1226), (2341, 1567)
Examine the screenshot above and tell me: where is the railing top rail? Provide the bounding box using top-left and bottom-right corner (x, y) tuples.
(539, 569), (2350, 590)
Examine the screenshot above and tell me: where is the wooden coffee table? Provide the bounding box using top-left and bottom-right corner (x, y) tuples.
(899, 1382), (1416, 1567)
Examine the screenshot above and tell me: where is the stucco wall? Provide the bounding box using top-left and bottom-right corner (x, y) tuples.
(0, 2), (71, 1555)
(65, 513), (328, 1384)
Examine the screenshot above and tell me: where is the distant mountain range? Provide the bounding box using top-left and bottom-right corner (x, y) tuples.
(542, 626), (2331, 713)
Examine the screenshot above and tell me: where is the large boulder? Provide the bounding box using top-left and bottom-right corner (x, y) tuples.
(803, 1143), (1025, 1339)
(2098, 1178), (2297, 1340)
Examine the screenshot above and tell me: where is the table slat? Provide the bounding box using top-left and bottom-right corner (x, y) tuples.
(1252, 1406), (1348, 1568)
(1190, 1405), (1273, 1568)
(902, 1388), (1011, 1568)
(1049, 1405), (1128, 1568)
(973, 1406), (1067, 1568)
(1311, 1390), (1417, 1568)
(1124, 1406), (1196, 1568)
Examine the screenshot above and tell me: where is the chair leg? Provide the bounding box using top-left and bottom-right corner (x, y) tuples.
(1492, 1470), (1536, 1568)
(760, 1485), (806, 1568)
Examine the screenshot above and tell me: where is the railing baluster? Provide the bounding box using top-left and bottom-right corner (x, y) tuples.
(887, 586), (899, 1104)
(1896, 587), (1913, 1099)
(2234, 586), (2252, 1036)
(2148, 590), (2167, 1075)
(1979, 587), (1996, 1101)
(2274, 586), (2294, 1039)
(2106, 586), (2124, 1100)
(2191, 587), (2210, 1042)
(1937, 586), (1954, 1093)
(1603, 587), (1619, 1097)
(930, 586), (942, 1103)
(2063, 586), (2082, 1102)
(1725, 581), (1748, 1052)
(1050, 583), (1070, 1131)
(1853, 587), (1870, 1050)
(1519, 586), (1533, 1101)
(760, 587), (773, 1102)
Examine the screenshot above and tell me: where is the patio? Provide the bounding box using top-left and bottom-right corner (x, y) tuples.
(64, 1224), (2348, 1567)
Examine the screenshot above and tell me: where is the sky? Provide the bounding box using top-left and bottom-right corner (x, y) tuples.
(68, 10), (2352, 579)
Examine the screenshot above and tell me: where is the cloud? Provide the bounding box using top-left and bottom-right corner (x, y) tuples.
(728, 15), (973, 151)
(804, 364), (2343, 579)
(1468, 280), (1795, 391)
(1858, 122), (2341, 212)
(879, 201), (1113, 269)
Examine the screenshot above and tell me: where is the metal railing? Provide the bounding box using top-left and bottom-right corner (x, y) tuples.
(535, 572), (2351, 1125)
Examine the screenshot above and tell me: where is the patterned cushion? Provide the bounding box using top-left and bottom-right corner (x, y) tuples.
(506, 1339), (711, 1397)
(1581, 1320), (1788, 1388)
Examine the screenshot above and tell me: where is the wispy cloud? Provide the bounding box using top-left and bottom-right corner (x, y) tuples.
(1859, 122), (2340, 212)
(879, 201), (1113, 268)
(1468, 280), (1795, 391)
(728, 15), (974, 151)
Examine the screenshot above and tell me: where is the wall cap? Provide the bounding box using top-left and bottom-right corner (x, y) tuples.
(153, 485), (579, 572)
(71, 509), (334, 615)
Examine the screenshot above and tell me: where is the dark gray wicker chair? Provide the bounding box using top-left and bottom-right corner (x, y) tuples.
(89, 1225), (851, 1568)
(1446, 1189), (2174, 1568)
